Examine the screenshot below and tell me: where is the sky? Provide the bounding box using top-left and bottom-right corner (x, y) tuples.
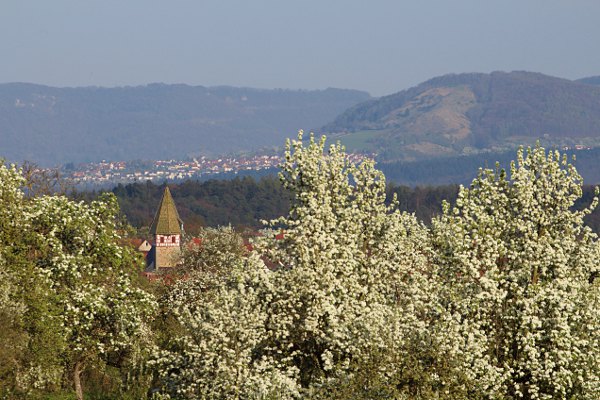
(1, 0), (600, 96)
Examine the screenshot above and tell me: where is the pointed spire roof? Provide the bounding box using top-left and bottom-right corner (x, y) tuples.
(150, 187), (183, 235)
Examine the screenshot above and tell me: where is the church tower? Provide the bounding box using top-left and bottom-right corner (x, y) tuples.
(149, 186), (183, 270)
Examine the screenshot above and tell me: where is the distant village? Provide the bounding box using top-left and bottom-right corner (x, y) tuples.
(60, 152), (374, 187)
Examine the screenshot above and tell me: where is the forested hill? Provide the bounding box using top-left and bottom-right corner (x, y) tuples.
(322, 71), (600, 161)
(0, 83), (370, 166)
(89, 176), (600, 236)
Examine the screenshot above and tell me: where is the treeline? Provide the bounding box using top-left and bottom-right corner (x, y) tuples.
(82, 176), (600, 235)
(88, 177), (459, 234)
(105, 176), (292, 234)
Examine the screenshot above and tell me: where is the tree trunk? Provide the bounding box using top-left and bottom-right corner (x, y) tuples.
(74, 361), (84, 400)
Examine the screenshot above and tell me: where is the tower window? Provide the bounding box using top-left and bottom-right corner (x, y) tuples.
(172, 236), (176, 243)
(160, 236), (165, 244)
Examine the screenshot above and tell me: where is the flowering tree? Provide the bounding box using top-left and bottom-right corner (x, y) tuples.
(27, 193), (156, 400)
(153, 133), (469, 399)
(257, 132), (465, 398)
(152, 228), (296, 399)
(0, 162), (156, 400)
(173, 226), (249, 290)
(431, 147), (600, 399)
(0, 163), (68, 396)
(0, 164), (29, 394)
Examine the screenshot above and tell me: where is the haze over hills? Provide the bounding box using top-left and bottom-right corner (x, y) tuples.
(4, 72), (600, 169)
(323, 71), (600, 161)
(0, 83), (370, 166)
(577, 76), (600, 86)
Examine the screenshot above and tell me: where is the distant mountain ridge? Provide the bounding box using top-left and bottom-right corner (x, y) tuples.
(323, 71), (600, 161)
(0, 83), (370, 166)
(577, 76), (600, 86)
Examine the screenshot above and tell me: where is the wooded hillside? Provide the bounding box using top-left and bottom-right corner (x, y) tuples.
(0, 83), (370, 165)
(323, 71), (600, 161)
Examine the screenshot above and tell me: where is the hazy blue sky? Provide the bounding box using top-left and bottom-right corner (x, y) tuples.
(2, 0), (599, 96)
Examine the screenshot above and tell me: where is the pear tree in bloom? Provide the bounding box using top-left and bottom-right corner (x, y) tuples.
(0, 162), (156, 400)
(256, 132), (465, 398)
(152, 227), (297, 399)
(431, 146), (600, 399)
(0, 163), (68, 396)
(173, 226), (250, 292)
(0, 253), (27, 391)
(26, 193), (156, 400)
(0, 164), (30, 394)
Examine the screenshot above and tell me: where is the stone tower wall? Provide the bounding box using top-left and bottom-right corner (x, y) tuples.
(155, 246), (181, 269)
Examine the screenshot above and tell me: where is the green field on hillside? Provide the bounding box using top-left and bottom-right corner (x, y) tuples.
(331, 129), (390, 152)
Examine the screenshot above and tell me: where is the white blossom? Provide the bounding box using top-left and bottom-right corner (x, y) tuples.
(431, 146), (600, 399)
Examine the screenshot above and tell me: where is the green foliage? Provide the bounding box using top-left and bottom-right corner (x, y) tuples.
(0, 162), (156, 399)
